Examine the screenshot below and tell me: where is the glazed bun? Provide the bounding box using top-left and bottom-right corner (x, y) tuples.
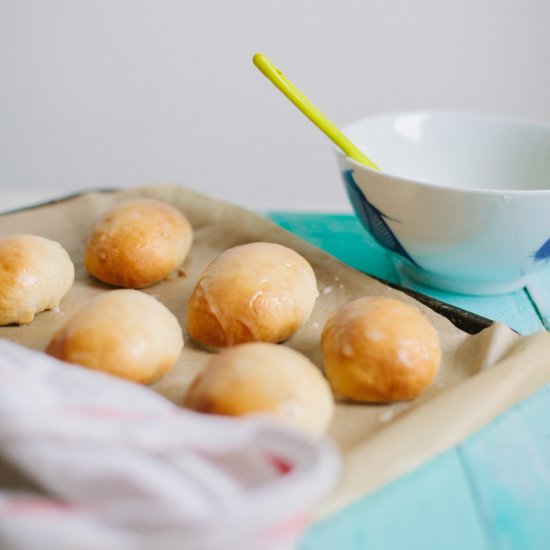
(0, 234), (74, 325)
(46, 289), (183, 384)
(85, 199), (193, 288)
(186, 242), (318, 347)
(321, 296), (441, 402)
(185, 342), (334, 436)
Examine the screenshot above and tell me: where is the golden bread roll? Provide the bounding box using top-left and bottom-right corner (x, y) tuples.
(321, 296), (441, 402)
(46, 289), (183, 384)
(0, 234), (74, 325)
(185, 342), (334, 436)
(186, 242), (318, 347)
(85, 199), (193, 288)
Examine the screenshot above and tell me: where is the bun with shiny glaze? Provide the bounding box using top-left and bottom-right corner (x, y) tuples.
(186, 242), (318, 347)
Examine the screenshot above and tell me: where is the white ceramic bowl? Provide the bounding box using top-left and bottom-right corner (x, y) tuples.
(336, 111), (550, 295)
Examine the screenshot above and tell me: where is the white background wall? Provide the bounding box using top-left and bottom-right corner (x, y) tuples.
(1, 0), (549, 212)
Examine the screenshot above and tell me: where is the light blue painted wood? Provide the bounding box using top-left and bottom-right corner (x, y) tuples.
(300, 450), (489, 550)
(269, 211), (550, 550)
(457, 386), (550, 550)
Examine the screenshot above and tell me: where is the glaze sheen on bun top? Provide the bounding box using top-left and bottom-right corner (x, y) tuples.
(186, 242), (318, 347)
(0, 234), (74, 325)
(185, 342), (334, 436)
(46, 289), (183, 384)
(321, 296), (441, 402)
(85, 199), (193, 288)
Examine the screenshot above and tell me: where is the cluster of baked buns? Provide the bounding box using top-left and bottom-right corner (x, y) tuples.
(0, 198), (442, 437)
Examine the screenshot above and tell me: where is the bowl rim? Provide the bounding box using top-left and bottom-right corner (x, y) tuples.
(338, 109), (550, 197)
(341, 108), (550, 133)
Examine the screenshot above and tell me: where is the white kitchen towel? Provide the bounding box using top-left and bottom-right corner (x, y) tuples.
(0, 340), (339, 550)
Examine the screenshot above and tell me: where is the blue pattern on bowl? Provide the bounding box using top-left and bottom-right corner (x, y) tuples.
(342, 169), (420, 268)
(533, 238), (550, 262)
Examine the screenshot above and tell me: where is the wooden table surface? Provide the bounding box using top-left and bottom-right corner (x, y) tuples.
(269, 212), (550, 550)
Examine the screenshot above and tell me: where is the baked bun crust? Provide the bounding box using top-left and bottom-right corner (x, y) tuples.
(46, 289), (183, 384)
(0, 234), (74, 325)
(321, 296), (441, 402)
(186, 242), (318, 347)
(85, 199), (193, 288)
(185, 342), (334, 436)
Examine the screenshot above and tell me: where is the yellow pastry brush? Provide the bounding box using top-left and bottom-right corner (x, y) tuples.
(253, 53), (379, 171)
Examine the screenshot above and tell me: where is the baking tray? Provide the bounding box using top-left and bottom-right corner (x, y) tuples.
(2, 189), (493, 336)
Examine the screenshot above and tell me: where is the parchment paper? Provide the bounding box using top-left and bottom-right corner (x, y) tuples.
(1, 185), (550, 520)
